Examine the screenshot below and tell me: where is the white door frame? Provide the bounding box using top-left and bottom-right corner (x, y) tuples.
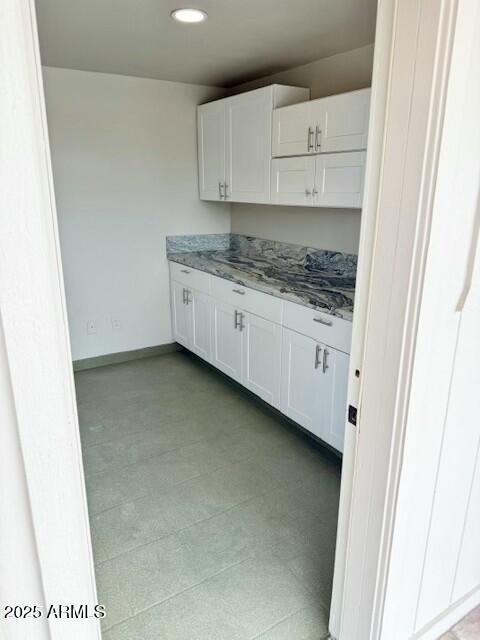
(335, 0), (480, 639)
(0, 1), (100, 639)
(2, 1), (478, 640)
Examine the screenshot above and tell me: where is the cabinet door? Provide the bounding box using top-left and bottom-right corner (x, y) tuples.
(319, 88), (371, 153)
(271, 156), (315, 206)
(225, 87), (272, 203)
(171, 280), (191, 348)
(320, 347), (349, 453)
(243, 313), (282, 408)
(212, 300), (243, 383)
(281, 329), (322, 432)
(190, 289), (212, 363)
(314, 151), (366, 208)
(197, 100), (226, 201)
(272, 101), (313, 157)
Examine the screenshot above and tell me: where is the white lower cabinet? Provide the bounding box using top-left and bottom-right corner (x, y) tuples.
(320, 347), (349, 452)
(171, 280), (191, 348)
(243, 312), (282, 409)
(281, 329), (321, 432)
(211, 300), (244, 383)
(171, 280), (212, 362)
(170, 265), (350, 452)
(190, 289), (212, 361)
(281, 328), (349, 452)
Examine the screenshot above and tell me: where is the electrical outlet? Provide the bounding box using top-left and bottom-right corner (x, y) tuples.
(87, 320), (97, 335)
(111, 318), (121, 331)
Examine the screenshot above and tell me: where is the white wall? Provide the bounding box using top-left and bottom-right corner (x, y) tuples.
(231, 44), (374, 100)
(43, 67), (230, 361)
(231, 204), (361, 254)
(230, 44), (374, 253)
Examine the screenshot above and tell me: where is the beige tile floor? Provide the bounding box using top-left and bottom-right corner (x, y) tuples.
(76, 351), (341, 640)
(440, 605), (480, 640)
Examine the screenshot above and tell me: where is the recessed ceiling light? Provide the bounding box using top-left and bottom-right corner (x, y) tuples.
(171, 8), (208, 23)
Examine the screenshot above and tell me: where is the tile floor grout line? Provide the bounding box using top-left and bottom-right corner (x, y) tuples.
(83, 423), (263, 480)
(87, 445), (266, 517)
(102, 555), (251, 635)
(94, 494), (258, 567)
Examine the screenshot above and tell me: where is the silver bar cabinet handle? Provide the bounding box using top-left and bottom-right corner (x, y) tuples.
(307, 127), (314, 152)
(313, 316), (333, 326)
(315, 126), (322, 151)
(238, 312), (245, 332)
(234, 309), (239, 330)
(314, 344), (322, 369)
(182, 288), (187, 304)
(323, 348), (329, 373)
(181, 269), (191, 274)
(232, 288), (245, 295)
(218, 181), (225, 199)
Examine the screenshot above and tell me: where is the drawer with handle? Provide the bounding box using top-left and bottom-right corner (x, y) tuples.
(211, 275), (283, 324)
(283, 300), (352, 354)
(169, 261), (212, 294)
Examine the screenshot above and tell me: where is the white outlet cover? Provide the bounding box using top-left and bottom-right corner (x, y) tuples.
(87, 320), (97, 335)
(111, 318), (121, 330)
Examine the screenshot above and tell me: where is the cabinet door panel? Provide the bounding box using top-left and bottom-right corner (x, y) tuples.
(314, 152), (366, 208)
(226, 87), (272, 203)
(212, 300), (243, 383)
(243, 313), (282, 408)
(271, 156), (315, 206)
(171, 280), (191, 347)
(320, 89), (371, 153)
(190, 289), (212, 362)
(320, 348), (349, 453)
(272, 102), (312, 157)
(198, 101), (225, 201)
(281, 329), (321, 432)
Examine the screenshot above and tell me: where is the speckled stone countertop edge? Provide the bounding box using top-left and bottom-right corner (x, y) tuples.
(168, 252), (354, 322)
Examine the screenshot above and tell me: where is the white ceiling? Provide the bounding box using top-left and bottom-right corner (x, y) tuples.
(36, 0), (377, 88)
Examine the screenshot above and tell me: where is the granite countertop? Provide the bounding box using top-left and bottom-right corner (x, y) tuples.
(167, 234), (356, 321)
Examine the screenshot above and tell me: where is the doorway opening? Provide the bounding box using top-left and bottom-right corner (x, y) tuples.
(35, 1), (378, 637)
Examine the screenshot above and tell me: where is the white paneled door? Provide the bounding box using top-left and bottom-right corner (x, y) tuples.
(211, 299), (244, 383)
(243, 312), (282, 408)
(171, 280), (191, 348)
(281, 329), (321, 433)
(314, 152), (366, 208)
(272, 101), (312, 157)
(270, 156), (315, 206)
(225, 87), (272, 203)
(320, 347), (349, 452)
(197, 100), (226, 201)
(189, 289), (212, 362)
(319, 88), (371, 153)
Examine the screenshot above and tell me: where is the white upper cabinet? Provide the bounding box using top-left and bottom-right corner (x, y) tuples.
(271, 151), (366, 208)
(225, 87), (272, 204)
(272, 88), (371, 157)
(319, 89), (371, 153)
(271, 101), (312, 157)
(197, 84), (309, 204)
(314, 151), (366, 208)
(270, 156), (315, 206)
(197, 100), (226, 201)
